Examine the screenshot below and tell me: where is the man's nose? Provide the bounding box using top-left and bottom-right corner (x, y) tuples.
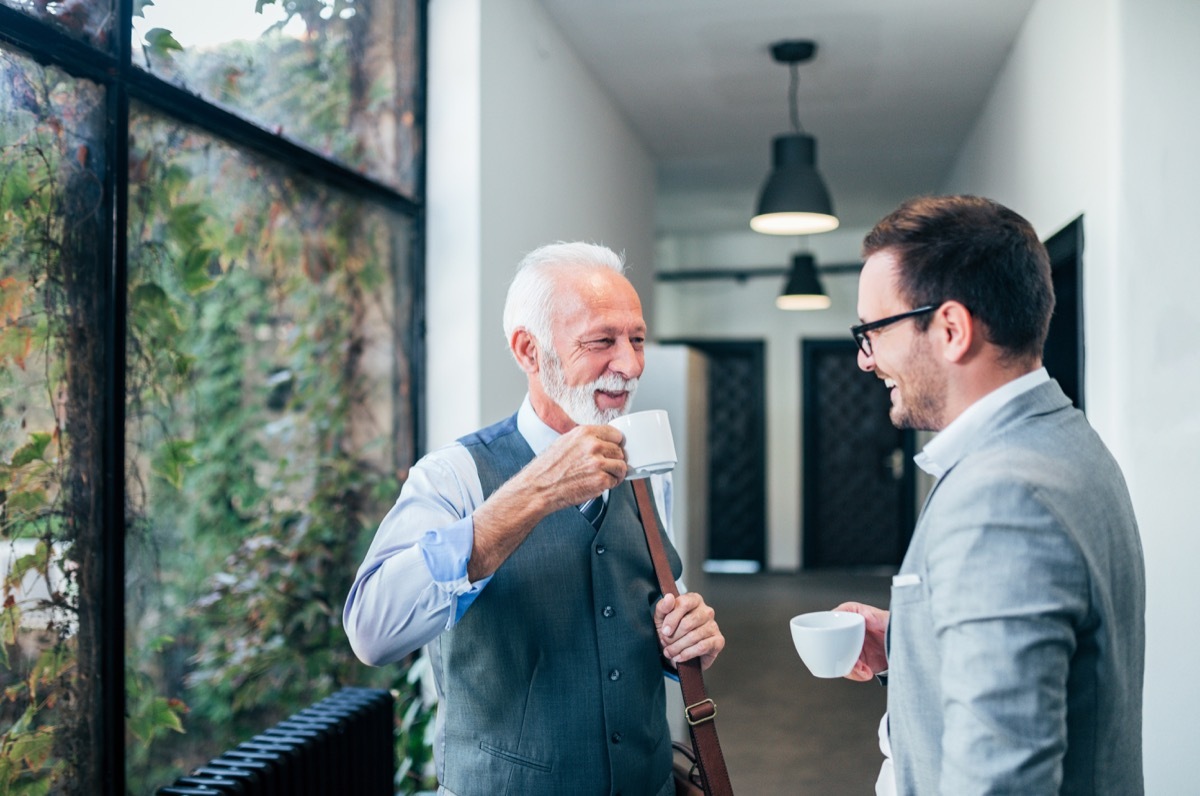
(857, 347), (875, 372)
(609, 338), (643, 379)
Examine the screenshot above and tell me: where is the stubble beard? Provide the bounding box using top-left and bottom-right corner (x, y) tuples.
(888, 336), (945, 432)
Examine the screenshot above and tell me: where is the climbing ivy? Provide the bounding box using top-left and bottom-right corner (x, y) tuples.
(1, 2), (433, 793)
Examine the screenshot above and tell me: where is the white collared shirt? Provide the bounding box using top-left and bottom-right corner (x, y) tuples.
(913, 368), (1049, 479)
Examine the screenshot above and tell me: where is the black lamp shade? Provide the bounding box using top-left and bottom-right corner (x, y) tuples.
(776, 253), (830, 310)
(752, 134), (839, 235)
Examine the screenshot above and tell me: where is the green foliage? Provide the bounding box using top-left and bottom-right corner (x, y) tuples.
(0, 51), (80, 796)
(2, 705), (60, 793)
(1, 8), (432, 792)
(141, 3), (365, 178)
(121, 113), (432, 789)
(142, 28), (183, 59)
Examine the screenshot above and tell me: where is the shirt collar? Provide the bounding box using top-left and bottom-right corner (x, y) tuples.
(517, 394), (561, 455)
(913, 367), (1049, 479)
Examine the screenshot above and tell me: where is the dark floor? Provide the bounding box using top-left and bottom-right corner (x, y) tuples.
(692, 570), (892, 795)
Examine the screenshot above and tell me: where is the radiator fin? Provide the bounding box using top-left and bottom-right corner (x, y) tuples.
(157, 686), (395, 795)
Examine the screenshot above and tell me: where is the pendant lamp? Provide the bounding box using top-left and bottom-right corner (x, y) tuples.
(775, 253), (830, 310)
(751, 40), (839, 236)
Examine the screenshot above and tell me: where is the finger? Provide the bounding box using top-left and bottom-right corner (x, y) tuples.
(654, 593), (676, 630)
(659, 594), (704, 639)
(601, 456), (628, 483)
(575, 423), (625, 446)
(663, 598), (714, 643)
(660, 616), (719, 658)
(845, 660), (874, 682)
(665, 630), (724, 665)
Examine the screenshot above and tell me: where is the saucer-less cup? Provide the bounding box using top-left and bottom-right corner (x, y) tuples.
(789, 611), (866, 678)
(608, 409), (677, 480)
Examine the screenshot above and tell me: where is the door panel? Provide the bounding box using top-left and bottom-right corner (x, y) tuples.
(802, 340), (915, 568)
(1043, 215), (1084, 410)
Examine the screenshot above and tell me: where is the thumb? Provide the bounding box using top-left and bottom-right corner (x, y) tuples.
(654, 593), (676, 626)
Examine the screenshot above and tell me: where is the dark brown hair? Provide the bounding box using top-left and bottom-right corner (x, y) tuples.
(862, 195), (1054, 362)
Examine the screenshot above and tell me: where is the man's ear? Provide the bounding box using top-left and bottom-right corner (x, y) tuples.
(935, 301), (974, 363)
(511, 329), (540, 375)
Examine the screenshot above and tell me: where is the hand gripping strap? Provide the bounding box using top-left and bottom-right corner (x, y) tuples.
(632, 479), (734, 796)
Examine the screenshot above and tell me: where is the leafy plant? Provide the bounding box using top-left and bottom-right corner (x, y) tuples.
(1, 2), (432, 793)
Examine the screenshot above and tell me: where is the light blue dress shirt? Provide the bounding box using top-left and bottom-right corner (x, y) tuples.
(343, 395), (674, 667)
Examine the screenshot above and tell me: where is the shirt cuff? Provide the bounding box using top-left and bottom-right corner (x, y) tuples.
(417, 518), (491, 622)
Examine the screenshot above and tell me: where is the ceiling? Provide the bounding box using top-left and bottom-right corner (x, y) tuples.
(536, 0), (1037, 236)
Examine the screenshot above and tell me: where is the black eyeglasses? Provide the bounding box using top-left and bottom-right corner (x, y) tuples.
(850, 305), (938, 356)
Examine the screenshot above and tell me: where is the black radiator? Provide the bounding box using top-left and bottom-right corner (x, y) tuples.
(157, 686), (395, 796)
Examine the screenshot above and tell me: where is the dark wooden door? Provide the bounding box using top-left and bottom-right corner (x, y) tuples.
(1043, 216), (1084, 410)
(802, 339), (916, 568)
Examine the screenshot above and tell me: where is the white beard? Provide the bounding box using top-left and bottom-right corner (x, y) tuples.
(539, 346), (638, 426)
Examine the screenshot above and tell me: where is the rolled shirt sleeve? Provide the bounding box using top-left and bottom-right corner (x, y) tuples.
(343, 443), (492, 666)
(343, 396), (683, 666)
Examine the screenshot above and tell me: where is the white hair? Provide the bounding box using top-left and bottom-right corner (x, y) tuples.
(502, 241), (626, 351)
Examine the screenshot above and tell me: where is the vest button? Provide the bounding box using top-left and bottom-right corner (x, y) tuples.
(610, 731), (623, 744)
(609, 668), (621, 681)
(603, 605), (614, 618)
(595, 544), (606, 555)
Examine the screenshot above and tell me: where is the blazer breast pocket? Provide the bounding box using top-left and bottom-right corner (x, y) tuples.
(890, 573), (927, 606)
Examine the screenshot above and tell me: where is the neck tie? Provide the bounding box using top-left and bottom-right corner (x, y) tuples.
(579, 493), (608, 530)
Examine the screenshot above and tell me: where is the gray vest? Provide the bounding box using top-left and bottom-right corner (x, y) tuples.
(434, 413), (681, 796)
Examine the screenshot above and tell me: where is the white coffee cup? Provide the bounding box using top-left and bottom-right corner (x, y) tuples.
(607, 409), (677, 480)
(789, 611), (866, 678)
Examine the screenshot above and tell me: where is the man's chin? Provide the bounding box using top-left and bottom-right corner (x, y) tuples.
(588, 405), (626, 425)
(560, 401), (624, 426)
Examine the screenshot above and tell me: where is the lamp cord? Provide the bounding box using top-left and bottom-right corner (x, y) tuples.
(789, 62), (804, 133)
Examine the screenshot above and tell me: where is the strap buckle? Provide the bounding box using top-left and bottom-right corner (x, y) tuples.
(685, 698), (716, 726)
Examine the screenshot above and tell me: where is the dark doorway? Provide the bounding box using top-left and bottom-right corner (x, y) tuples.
(1043, 216), (1085, 410)
(661, 339), (767, 571)
(802, 339), (916, 568)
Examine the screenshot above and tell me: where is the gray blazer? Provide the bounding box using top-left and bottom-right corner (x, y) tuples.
(887, 379), (1145, 795)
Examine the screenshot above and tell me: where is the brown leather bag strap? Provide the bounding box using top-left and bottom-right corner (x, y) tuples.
(633, 478), (734, 796)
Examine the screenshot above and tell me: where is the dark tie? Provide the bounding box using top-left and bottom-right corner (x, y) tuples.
(579, 493), (608, 530)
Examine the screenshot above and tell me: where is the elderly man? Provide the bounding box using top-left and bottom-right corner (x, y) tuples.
(344, 241), (724, 796)
(839, 196), (1145, 795)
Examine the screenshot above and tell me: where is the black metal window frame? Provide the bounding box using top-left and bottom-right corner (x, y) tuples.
(0, 2), (427, 792)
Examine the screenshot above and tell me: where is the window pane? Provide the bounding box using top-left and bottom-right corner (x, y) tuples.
(0, 47), (106, 790)
(0, 0), (114, 50)
(132, 0), (422, 196)
(124, 108), (425, 789)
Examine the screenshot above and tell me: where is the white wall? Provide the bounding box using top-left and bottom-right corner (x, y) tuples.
(942, 0), (1121, 441)
(426, 0), (483, 449)
(1117, 1), (1200, 791)
(942, 0), (1200, 790)
(426, 0), (657, 449)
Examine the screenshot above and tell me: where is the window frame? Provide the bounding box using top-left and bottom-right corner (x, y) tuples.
(0, 2), (427, 791)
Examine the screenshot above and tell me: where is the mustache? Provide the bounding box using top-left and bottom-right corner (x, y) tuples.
(592, 373), (637, 392)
